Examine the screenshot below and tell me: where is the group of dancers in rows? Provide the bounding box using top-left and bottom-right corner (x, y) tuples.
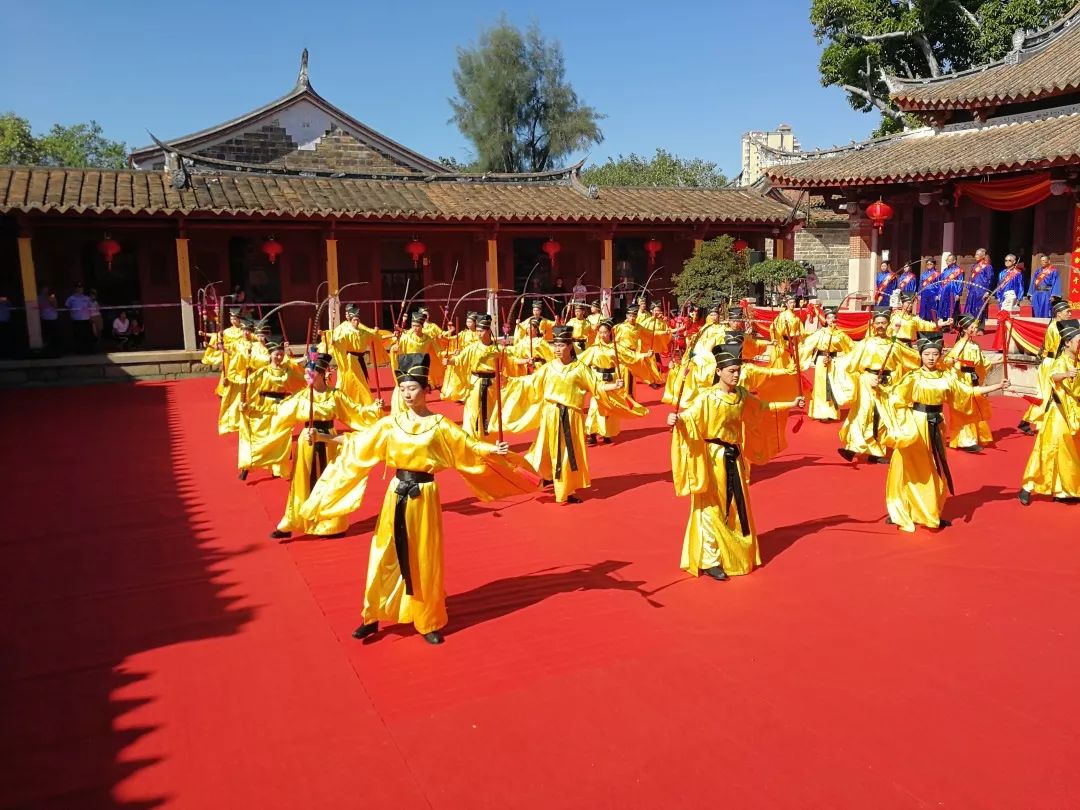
(201, 287), (1080, 644)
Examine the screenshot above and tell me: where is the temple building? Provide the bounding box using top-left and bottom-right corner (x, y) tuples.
(766, 3), (1080, 306)
(0, 52), (798, 353)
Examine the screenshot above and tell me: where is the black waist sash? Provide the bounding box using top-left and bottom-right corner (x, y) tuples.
(913, 403), (954, 495)
(347, 350), (369, 378)
(393, 469), (435, 596)
(473, 371), (495, 433)
(867, 370), (890, 437)
(553, 403), (579, 480)
(573, 338), (587, 351)
(260, 390), (287, 400)
(960, 365), (978, 385)
(705, 438), (750, 535)
(306, 420), (334, 490)
(590, 364), (615, 382)
(818, 353), (839, 407)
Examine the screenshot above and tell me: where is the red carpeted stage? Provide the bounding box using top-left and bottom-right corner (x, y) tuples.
(3, 376), (1079, 809)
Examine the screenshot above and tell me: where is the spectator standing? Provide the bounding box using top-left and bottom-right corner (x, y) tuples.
(38, 285), (59, 352)
(65, 282), (94, 353)
(572, 277), (588, 303)
(88, 288), (103, 344)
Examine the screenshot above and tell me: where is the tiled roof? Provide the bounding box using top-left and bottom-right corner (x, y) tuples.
(888, 3), (1080, 111)
(0, 167), (795, 225)
(766, 111), (1080, 188)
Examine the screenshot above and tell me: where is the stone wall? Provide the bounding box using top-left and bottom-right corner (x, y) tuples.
(795, 222), (849, 295)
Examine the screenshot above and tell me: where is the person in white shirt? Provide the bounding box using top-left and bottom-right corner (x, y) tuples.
(65, 282), (93, 352)
(112, 310), (132, 349)
(572, 277), (588, 303)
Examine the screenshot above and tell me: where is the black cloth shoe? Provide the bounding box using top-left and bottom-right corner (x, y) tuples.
(938, 519), (952, 528)
(238, 469), (249, 481)
(352, 622), (379, 640)
(600, 437), (612, 445)
(565, 494), (582, 504)
(957, 445), (983, 453)
(884, 516), (894, 525)
(837, 448), (855, 462)
(422, 631), (444, 645)
(269, 529), (291, 539)
(1018, 421), (1034, 436)
(1018, 490), (1031, 506)
(701, 566), (729, 581)
(586, 434), (598, 446)
(1053, 496), (1080, 504)
(320, 532), (347, 539)
(868, 455), (889, 464)
(540, 479), (553, 488)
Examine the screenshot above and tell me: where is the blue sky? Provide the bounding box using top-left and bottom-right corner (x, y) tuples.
(3, 0), (872, 176)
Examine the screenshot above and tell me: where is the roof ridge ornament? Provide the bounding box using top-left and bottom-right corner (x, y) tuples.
(296, 48), (310, 90)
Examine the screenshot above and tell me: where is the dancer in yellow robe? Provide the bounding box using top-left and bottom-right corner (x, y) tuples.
(506, 317), (555, 377)
(887, 292), (949, 372)
(943, 314), (998, 451)
(668, 344), (803, 580)
(566, 302), (596, 352)
(614, 308), (663, 394)
(438, 311), (479, 403)
(447, 314), (504, 438)
(800, 307), (855, 422)
(390, 312), (444, 406)
(1019, 298), (1073, 434)
(577, 319), (648, 444)
(300, 353), (534, 644)
(838, 308), (906, 464)
(265, 353), (382, 540)
(766, 294), (803, 402)
(585, 301), (604, 338)
(238, 336), (304, 480)
(320, 304), (378, 406)
(201, 308), (246, 396)
(879, 333), (1009, 532)
(1019, 320), (1080, 505)
(216, 319), (262, 435)
(506, 326), (624, 503)
(514, 300), (555, 341)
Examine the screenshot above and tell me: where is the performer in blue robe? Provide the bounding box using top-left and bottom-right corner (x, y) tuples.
(937, 254), (964, 324)
(995, 254), (1026, 311)
(874, 261), (899, 305)
(917, 258), (941, 320)
(963, 249), (995, 329)
(1028, 254), (1062, 318)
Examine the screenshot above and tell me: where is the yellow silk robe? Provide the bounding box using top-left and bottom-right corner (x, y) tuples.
(505, 334), (555, 378)
(566, 316), (596, 347)
(515, 316), (555, 342)
(636, 312), (673, 356)
(453, 340), (504, 438)
(1021, 352), (1080, 497)
(202, 326), (245, 396)
(321, 322), (377, 406)
(801, 326), (855, 421)
(662, 324), (727, 408)
(217, 338), (264, 435)
(766, 310), (803, 401)
(881, 368), (977, 532)
(839, 335), (906, 457)
(1022, 321), (1065, 426)
(265, 389), (381, 536)
(944, 339), (993, 448)
(577, 343), (649, 438)
(238, 359), (305, 476)
(614, 322), (663, 388)
(671, 385), (790, 577)
(503, 359), (607, 502)
(887, 313), (935, 372)
(300, 413), (534, 635)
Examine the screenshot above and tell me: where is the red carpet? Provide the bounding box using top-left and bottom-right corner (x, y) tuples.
(3, 376), (1080, 809)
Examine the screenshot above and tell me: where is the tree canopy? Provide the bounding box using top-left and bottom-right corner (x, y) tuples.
(811, 0), (1074, 135)
(672, 236), (753, 306)
(580, 149), (728, 188)
(449, 19), (604, 173)
(0, 113), (127, 168)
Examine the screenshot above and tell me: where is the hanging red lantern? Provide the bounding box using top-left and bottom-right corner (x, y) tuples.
(644, 237), (662, 268)
(866, 199), (894, 233)
(405, 237), (426, 268)
(262, 236), (284, 264)
(542, 237), (561, 271)
(97, 235), (121, 271)
(732, 238), (749, 253)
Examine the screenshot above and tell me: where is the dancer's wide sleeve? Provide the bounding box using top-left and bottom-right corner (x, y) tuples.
(336, 393), (383, 431)
(741, 392), (787, 465)
(671, 399), (709, 497)
(300, 419), (389, 520)
(437, 418), (536, 501)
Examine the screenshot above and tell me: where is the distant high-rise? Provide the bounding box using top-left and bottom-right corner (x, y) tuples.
(739, 124), (800, 186)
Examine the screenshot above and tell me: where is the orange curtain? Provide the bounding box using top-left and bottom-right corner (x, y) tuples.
(953, 173), (1052, 212)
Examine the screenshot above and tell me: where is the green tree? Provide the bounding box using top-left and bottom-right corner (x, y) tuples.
(450, 19), (604, 173)
(811, 0), (1073, 136)
(0, 113), (40, 164)
(748, 259), (808, 300)
(671, 236), (752, 306)
(0, 113), (127, 168)
(580, 148), (728, 188)
(37, 121), (127, 168)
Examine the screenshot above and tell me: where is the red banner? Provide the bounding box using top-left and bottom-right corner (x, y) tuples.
(994, 310), (1048, 354)
(751, 307), (872, 340)
(953, 172), (1052, 212)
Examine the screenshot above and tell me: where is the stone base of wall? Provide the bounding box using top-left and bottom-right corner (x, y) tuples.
(0, 350), (218, 387)
(795, 223), (849, 298)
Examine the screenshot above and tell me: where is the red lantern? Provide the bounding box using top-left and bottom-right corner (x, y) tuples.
(405, 237), (426, 268)
(644, 237), (662, 268)
(97, 235), (121, 271)
(262, 236), (284, 264)
(732, 238), (749, 253)
(542, 237), (561, 271)
(866, 199), (894, 233)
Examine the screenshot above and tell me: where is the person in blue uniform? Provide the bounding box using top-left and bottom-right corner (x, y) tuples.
(874, 261), (899, 305)
(1028, 254), (1062, 318)
(995, 254), (1026, 312)
(896, 262), (918, 296)
(963, 248), (995, 331)
(937, 253), (964, 326)
(918, 257), (941, 321)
